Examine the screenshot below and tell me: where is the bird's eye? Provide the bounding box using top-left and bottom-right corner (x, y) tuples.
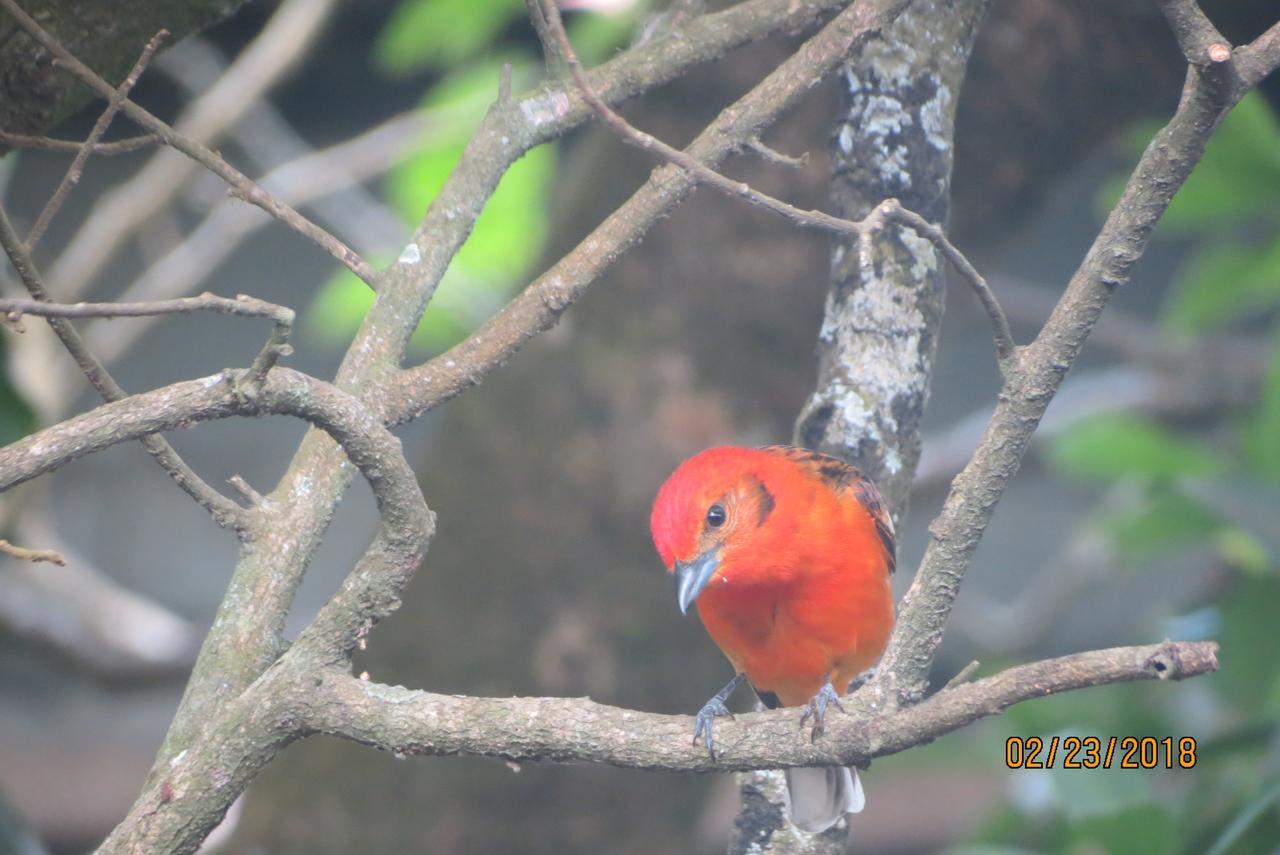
(706, 503), (727, 528)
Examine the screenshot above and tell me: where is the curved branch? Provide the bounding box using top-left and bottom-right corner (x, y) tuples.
(156, 0), (906, 765)
(0, 367), (433, 648)
(0, 369), (429, 556)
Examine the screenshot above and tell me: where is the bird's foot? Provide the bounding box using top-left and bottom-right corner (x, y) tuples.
(798, 679), (846, 742)
(693, 697), (734, 759)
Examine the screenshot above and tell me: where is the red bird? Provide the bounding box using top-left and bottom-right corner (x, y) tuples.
(650, 445), (896, 833)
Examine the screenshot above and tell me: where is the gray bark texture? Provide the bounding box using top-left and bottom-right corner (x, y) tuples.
(232, 31), (851, 855)
(0, 0), (249, 140)
(2, 0), (1275, 852)
(737, 3), (990, 851)
(798, 0), (990, 521)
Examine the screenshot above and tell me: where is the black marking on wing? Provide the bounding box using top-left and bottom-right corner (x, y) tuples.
(854, 478), (897, 576)
(749, 475), (776, 526)
(760, 444), (897, 575)
(752, 686), (782, 710)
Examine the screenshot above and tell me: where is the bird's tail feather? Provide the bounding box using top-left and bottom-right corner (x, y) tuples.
(784, 765), (864, 833)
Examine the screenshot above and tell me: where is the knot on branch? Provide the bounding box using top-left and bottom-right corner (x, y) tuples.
(1145, 639), (1217, 680)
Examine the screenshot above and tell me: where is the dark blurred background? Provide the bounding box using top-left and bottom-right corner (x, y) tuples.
(2, 1), (1279, 853)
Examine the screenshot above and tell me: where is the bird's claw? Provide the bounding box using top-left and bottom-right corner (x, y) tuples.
(692, 697), (734, 758)
(798, 680), (846, 742)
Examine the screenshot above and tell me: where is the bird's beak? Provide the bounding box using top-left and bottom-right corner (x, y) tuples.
(674, 548), (720, 615)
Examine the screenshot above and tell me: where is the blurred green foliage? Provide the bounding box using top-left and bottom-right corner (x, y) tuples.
(967, 94), (1280, 854)
(307, 1), (639, 354)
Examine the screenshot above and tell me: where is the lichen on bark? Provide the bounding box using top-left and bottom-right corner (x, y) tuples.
(796, 0), (992, 521)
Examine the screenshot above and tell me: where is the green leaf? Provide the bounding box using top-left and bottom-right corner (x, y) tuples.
(305, 263), (379, 347)
(376, 0), (524, 74)
(1240, 330), (1280, 482)
(1217, 575), (1280, 715)
(1104, 488), (1222, 558)
(1158, 93), (1280, 233)
(1205, 775), (1280, 855)
(1097, 94), (1280, 231)
(566, 6), (639, 65)
(307, 60), (556, 352)
(1067, 803), (1176, 855)
(0, 342), (36, 446)
(1214, 528), (1271, 577)
(1050, 414), (1226, 481)
(1165, 238), (1280, 332)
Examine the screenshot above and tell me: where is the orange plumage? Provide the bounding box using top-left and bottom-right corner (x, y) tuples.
(650, 445), (896, 832)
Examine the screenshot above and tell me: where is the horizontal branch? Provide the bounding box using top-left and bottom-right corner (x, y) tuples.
(0, 293), (291, 325)
(310, 641), (1217, 771)
(0, 292), (296, 391)
(0, 130), (160, 155)
(97, 638), (1215, 853)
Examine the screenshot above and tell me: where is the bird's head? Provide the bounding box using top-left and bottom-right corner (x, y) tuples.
(650, 446), (782, 614)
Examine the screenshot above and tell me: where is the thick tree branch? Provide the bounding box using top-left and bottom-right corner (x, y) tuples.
(310, 641), (1216, 771)
(152, 0), (919, 781)
(0, 366), (430, 854)
(876, 12), (1280, 703)
(94, 633), (1215, 854)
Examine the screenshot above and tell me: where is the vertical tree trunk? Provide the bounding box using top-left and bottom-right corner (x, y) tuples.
(733, 2), (990, 852)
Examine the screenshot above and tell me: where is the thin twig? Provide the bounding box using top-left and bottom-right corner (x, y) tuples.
(0, 292), (291, 324)
(536, 0), (1017, 366)
(877, 199), (1017, 363)
(746, 137), (809, 167)
(0, 130), (161, 155)
(227, 475), (263, 506)
(0, 292), (295, 392)
(77, 107), (431, 378)
(0, 206), (251, 532)
(25, 30), (168, 251)
(0, 537), (65, 565)
(0, 0), (377, 287)
(940, 660), (980, 691)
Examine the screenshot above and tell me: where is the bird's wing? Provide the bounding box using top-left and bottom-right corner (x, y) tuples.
(759, 445), (897, 575)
